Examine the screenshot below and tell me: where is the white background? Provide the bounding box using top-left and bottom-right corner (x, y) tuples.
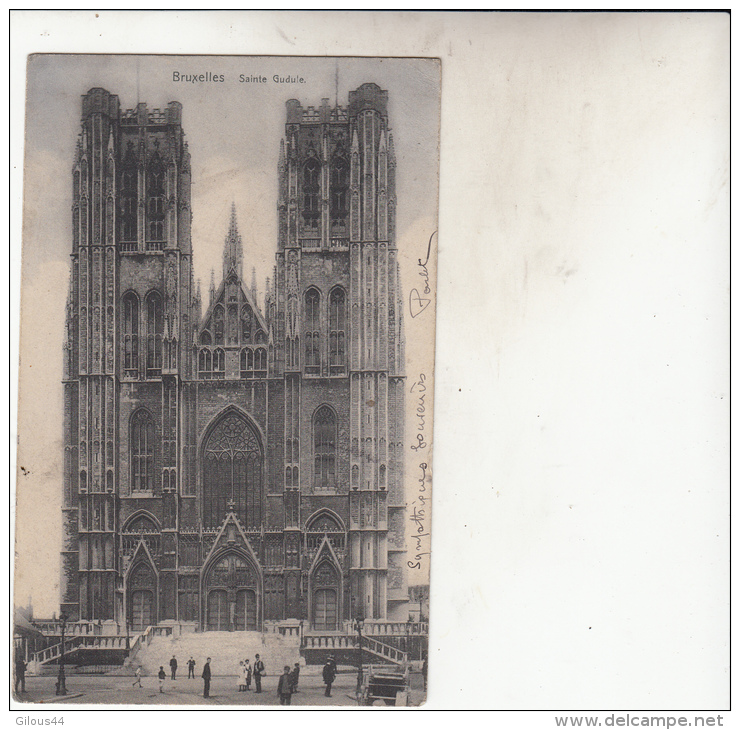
(9, 10), (730, 720)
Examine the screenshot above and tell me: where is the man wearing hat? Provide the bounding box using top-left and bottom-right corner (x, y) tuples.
(254, 653), (265, 693)
(322, 656), (337, 697)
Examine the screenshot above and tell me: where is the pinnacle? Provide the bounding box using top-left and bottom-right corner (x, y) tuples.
(223, 204), (244, 280)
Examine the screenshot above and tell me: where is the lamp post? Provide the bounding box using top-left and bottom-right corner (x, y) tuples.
(354, 614), (364, 695)
(125, 609), (131, 652)
(55, 612), (68, 696)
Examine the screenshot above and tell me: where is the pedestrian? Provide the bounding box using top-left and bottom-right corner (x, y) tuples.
(422, 654), (428, 691)
(322, 656), (336, 697)
(132, 665), (142, 688)
(244, 658), (252, 690)
(187, 657), (196, 679)
(253, 653), (265, 693)
(238, 660), (246, 692)
(277, 665), (293, 705)
(158, 666), (166, 693)
(202, 657), (212, 698)
(14, 655), (27, 694)
(170, 655), (178, 680)
(290, 662), (300, 693)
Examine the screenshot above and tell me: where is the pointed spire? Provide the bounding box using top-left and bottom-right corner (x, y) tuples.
(388, 133), (396, 167)
(251, 267), (257, 300)
(222, 203), (244, 280)
(209, 269), (216, 305)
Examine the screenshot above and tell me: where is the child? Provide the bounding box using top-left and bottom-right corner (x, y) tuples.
(158, 666), (166, 693)
(132, 666), (142, 688)
(238, 660), (246, 692)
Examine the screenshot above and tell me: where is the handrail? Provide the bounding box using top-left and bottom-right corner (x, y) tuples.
(301, 634), (407, 666)
(31, 636), (84, 665)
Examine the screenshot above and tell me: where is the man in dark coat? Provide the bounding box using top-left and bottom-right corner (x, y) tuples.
(187, 657), (196, 679)
(289, 662), (300, 693)
(202, 657), (212, 698)
(322, 656), (336, 697)
(253, 653), (265, 693)
(277, 665), (293, 705)
(169, 655), (178, 680)
(14, 655), (27, 694)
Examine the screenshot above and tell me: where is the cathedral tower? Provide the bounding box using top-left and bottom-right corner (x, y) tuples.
(274, 83), (406, 621)
(62, 89), (194, 621)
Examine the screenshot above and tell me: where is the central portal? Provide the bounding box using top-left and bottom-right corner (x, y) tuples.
(204, 552), (260, 631)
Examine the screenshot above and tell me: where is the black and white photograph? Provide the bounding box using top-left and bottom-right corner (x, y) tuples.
(13, 52), (438, 708)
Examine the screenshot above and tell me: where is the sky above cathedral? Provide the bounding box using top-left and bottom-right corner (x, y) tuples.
(17, 55), (440, 614)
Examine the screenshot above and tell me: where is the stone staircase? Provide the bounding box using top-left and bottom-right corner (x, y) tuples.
(129, 631), (301, 678)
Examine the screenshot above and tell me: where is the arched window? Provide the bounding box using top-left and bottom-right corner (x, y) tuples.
(330, 156), (349, 224)
(303, 157), (321, 228)
(145, 291), (163, 377)
(255, 348), (267, 376)
(240, 348), (253, 378)
(130, 410), (155, 492)
(147, 153), (165, 248)
(213, 348), (225, 378)
(199, 348), (212, 376)
(202, 413), (263, 529)
(313, 406), (337, 490)
(241, 307), (252, 342)
(304, 288), (320, 374)
(214, 305), (224, 345)
(329, 287), (346, 373)
(228, 305), (238, 344)
(200, 330), (211, 345)
(122, 292), (139, 377)
(120, 167), (138, 245)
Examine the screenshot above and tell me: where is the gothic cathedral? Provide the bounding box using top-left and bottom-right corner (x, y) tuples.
(61, 84), (408, 632)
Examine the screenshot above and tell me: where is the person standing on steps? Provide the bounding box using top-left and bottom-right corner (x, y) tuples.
(202, 657), (212, 698)
(253, 653), (265, 693)
(170, 655), (178, 680)
(322, 656), (336, 697)
(187, 657), (196, 679)
(158, 666), (166, 693)
(277, 665), (294, 705)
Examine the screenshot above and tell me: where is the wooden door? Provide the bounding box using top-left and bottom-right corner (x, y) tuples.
(207, 590), (229, 631)
(131, 590), (153, 631)
(312, 588), (337, 631)
(235, 589), (257, 631)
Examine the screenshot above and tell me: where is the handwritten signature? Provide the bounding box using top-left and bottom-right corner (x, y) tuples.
(409, 231), (436, 318)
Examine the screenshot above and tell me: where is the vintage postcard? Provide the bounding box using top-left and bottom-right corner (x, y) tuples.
(14, 54), (438, 707)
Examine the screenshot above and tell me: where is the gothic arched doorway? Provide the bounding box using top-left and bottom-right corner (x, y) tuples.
(202, 410), (263, 529)
(203, 552), (260, 631)
(311, 561), (340, 631)
(128, 561), (157, 631)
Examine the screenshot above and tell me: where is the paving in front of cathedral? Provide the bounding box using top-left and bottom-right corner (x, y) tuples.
(15, 670), (426, 707)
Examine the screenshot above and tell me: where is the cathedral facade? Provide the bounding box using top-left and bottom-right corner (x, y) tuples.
(60, 84), (407, 632)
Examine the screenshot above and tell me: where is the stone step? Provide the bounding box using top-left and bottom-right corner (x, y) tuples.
(131, 631), (301, 678)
